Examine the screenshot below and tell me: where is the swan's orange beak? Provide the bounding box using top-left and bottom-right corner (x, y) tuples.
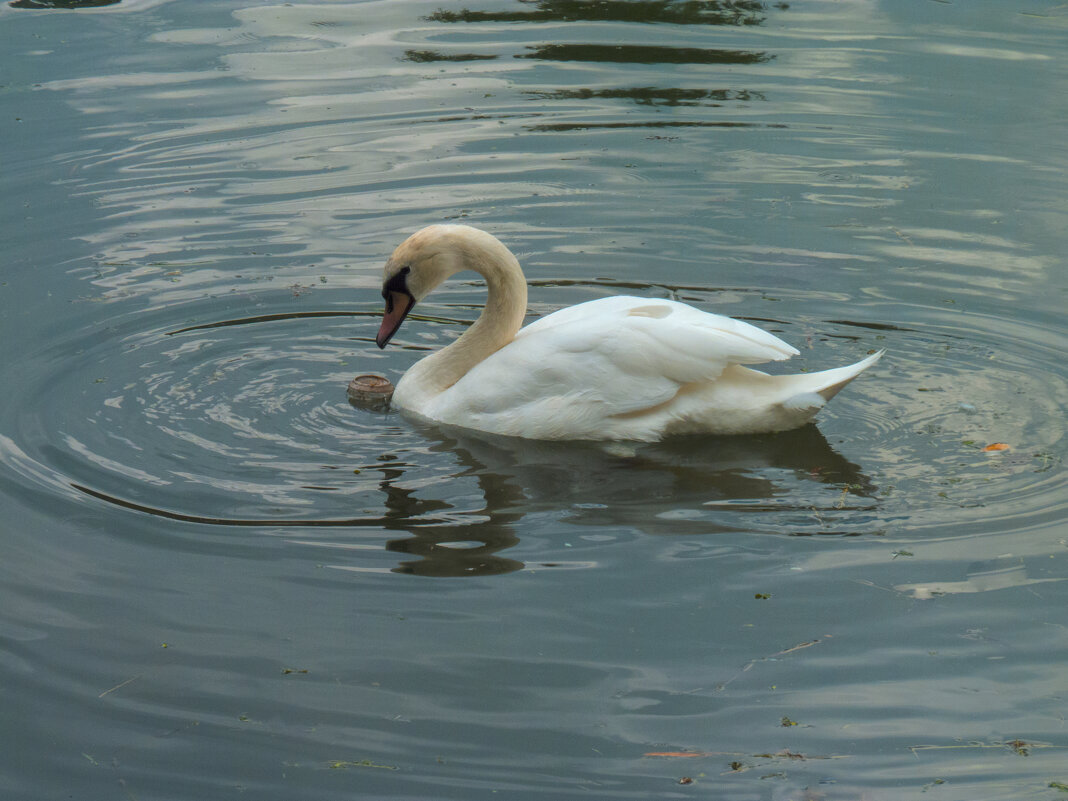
(377, 291), (414, 349)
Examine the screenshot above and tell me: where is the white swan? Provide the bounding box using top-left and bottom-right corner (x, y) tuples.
(375, 225), (883, 441)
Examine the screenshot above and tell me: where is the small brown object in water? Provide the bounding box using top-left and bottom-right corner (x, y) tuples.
(347, 374), (394, 411)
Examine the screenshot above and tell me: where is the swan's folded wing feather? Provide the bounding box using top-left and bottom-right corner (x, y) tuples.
(453, 296), (799, 419)
(518, 296), (797, 363)
(453, 326), (674, 419)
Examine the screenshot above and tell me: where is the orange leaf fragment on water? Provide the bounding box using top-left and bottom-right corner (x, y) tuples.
(645, 752), (704, 758)
(982, 443), (1010, 452)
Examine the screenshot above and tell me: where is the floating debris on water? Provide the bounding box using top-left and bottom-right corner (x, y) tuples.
(347, 374), (394, 411)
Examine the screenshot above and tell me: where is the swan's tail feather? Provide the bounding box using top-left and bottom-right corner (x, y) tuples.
(779, 349), (884, 410)
(814, 349), (884, 401)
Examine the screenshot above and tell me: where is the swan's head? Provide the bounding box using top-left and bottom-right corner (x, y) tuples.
(376, 224), (510, 348)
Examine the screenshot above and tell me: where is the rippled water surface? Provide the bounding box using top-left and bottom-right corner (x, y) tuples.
(2, 1), (1067, 798)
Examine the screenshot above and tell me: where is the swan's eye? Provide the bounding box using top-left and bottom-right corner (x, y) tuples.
(382, 265), (415, 307)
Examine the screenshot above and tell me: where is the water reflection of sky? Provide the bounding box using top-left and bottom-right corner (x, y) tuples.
(31, 0), (1062, 305)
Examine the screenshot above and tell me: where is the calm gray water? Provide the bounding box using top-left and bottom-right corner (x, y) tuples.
(1, 1), (1066, 799)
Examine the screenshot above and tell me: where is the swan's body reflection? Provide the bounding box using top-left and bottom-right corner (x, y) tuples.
(375, 421), (875, 577)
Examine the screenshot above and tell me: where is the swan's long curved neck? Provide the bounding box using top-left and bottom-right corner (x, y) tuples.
(406, 232), (528, 398)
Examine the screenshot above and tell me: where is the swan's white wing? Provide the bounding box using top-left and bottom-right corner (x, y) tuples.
(435, 296), (800, 425)
(519, 296), (797, 366)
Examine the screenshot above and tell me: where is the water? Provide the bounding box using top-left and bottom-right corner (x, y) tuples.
(1, 1), (1066, 798)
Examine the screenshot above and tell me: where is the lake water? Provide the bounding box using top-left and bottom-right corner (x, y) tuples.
(1, 0), (1066, 798)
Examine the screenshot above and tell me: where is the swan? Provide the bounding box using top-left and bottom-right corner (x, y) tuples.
(375, 224), (883, 441)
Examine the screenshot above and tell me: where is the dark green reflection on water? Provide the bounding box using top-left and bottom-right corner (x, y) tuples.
(517, 43), (772, 64)
(527, 87), (766, 107)
(527, 120), (784, 131)
(403, 50), (499, 63)
(402, 44), (772, 67)
(426, 0), (780, 26)
(414, 0), (779, 119)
